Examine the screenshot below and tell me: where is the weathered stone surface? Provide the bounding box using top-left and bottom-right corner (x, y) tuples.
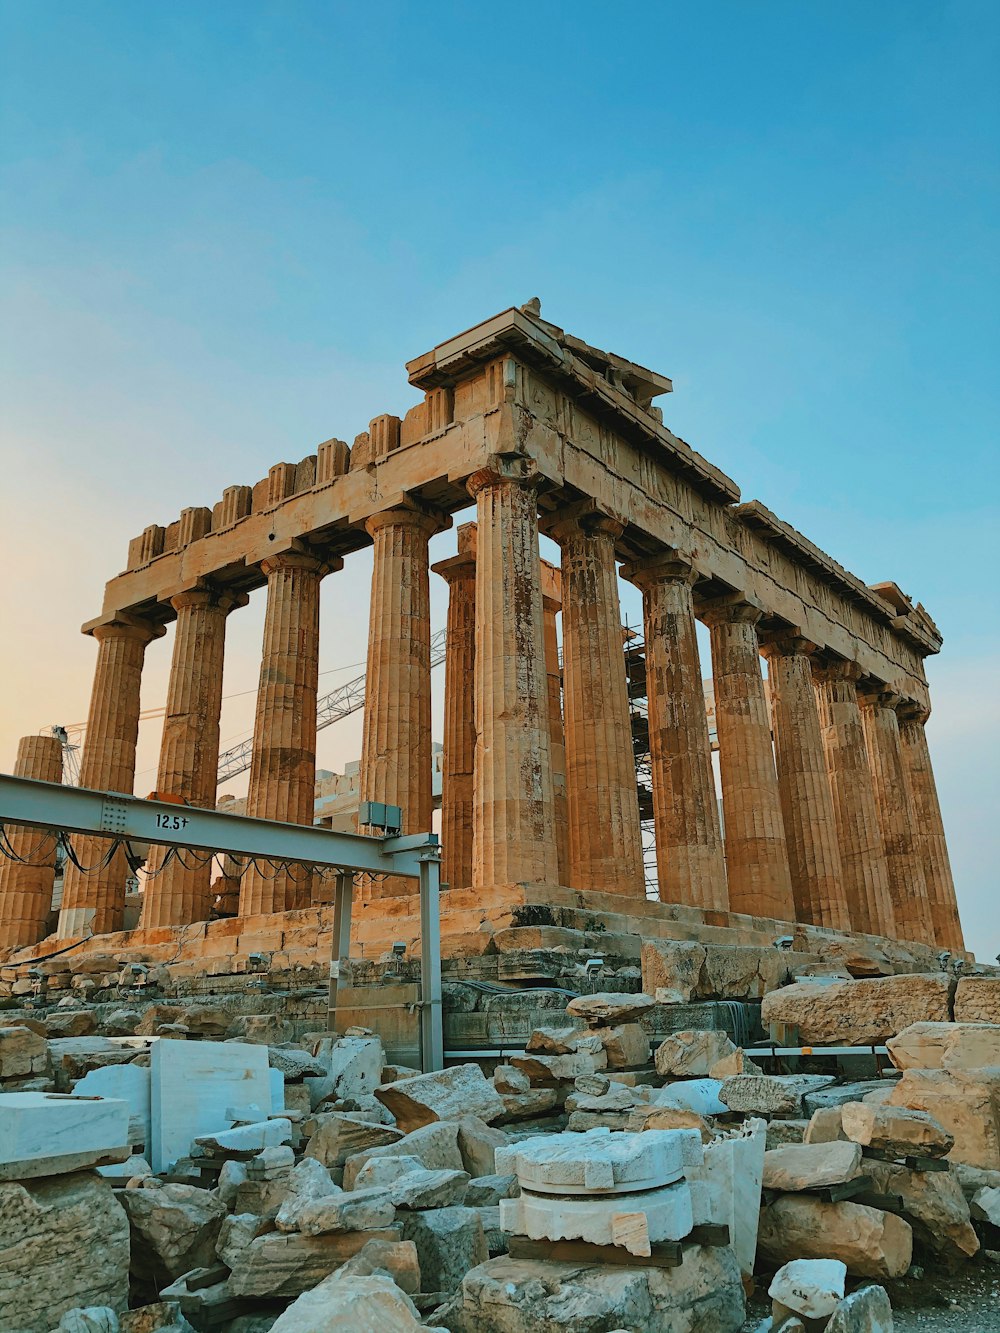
(565, 991), (656, 1025)
(274, 1158), (341, 1232)
(758, 1197), (912, 1278)
(390, 1168), (470, 1209)
(954, 978), (1000, 1025)
(641, 939), (707, 1003)
(215, 1210), (272, 1268)
(654, 1029), (738, 1078)
(525, 1025), (600, 1056)
(627, 1104), (714, 1138)
(972, 1183), (1000, 1225)
(122, 1181), (227, 1286)
(228, 1013), (294, 1045)
(439, 1246), (745, 1333)
(803, 1107), (847, 1144)
(343, 1121), (465, 1190)
(887, 1067), (1000, 1169)
(268, 1272), (442, 1333)
(232, 1175), (291, 1218)
(764, 1120), (808, 1149)
(246, 1145), (295, 1179)
(887, 1021), (1000, 1072)
(0, 1025), (51, 1078)
(375, 1064), (505, 1133)
(0, 1170), (130, 1330)
(840, 1101), (953, 1158)
(699, 945), (790, 1001)
(305, 1112), (403, 1168)
(720, 1074), (835, 1117)
(45, 1010), (99, 1038)
(708, 1047), (761, 1080)
(511, 1050), (607, 1082)
(192, 1117), (290, 1159)
(336, 1236), (421, 1293)
(400, 1206), (487, 1293)
(496, 1127), (687, 1194)
(269, 1046), (328, 1080)
(457, 1115), (508, 1178)
(769, 1258), (846, 1320)
(297, 1186), (396, 1234)
(824, 1283), (894, 1333)
(760, 974), (953, 1046)
(858, 1156), (978, 1260)
(0, 1089), (130, 1179)
(54, 1310), (120, 1333)
(598, 1022), (650, 1069)
(464, 1173), (519, 1205)
(225, 1226), (402, 1297)
(305, 1035), (384, 1110)
(497, 1088), (561, 1122)
(494, 1064), (530, 1093)
(762, 1141), (862, 1192)
(501, 1177), (694, 1255)
(802, 1080), (895, 1116)
(652, 1077), (726, 1116)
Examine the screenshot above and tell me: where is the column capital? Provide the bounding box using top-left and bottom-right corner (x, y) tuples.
(858, 684), (902, 711)
(699, 592), (765, 628)
(811, 657), (864, 685)
(466, 453), (546, 498)
(87, 614), (166, 646)
(539, 502), (626, 546)
(260, 550), (336, 578)
(364, 501), (449, 541)
(431, 549), (477, 584)
(759, 629), (819, 659)
(169, 586), (250, 616)
(620, 550), (697, 591)
(898, 698), (931, 725)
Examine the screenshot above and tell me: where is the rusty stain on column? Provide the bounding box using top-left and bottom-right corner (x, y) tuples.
(898, 702), (965, 952)
(541, 584), (570, 885)
(467, 459), (559, 892)
(549, 511), (644, 897)
(359, 503), (446, 898)
(240, 550), (332, 916)
(0, 734), (64, 949)
(761, 634), (851, 932)
(432, 524), (477, 893)
(622, 556), (726, 911)
(860, 688), (936, 946)
(702, 596), (795, 922)
(58, 617), (165, 937)
(142, 586), (247, 929)
(812, 660), (895, 938)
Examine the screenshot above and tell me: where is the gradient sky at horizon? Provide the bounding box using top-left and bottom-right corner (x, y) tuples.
(1, 2), (998, 954)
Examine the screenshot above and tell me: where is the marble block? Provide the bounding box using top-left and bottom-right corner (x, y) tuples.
(0, 1091), (130, 1179)
(150, 1039), (272, 1173)
(652, 1078), (727, 1116)
(74, 1063), (151, 1149)
(500, 1178), (694, 1256)
(495, 1127), (687, 1195)
(685, 1118), (766, 1277)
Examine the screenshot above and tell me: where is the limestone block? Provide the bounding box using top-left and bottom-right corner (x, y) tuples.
(760, 974), (954, 1046)
(457, 1115), (507, 1177)
(824, 1284), (894, 1332)
(698, 946), (790, 1001)
(858, 1157), (978, 1261)
(215, 1158), (247, 1206)
(192, 1117), (291, 1159)
(887, 1021), (1000, 1072)
(343, 1121), (464, 1190)
(375, 1063), (505, 1133)
(758, 1197), (912, 1278)
(227, 1013), (294, 1044)
(565, 991), (656, 1026)
(269, 1047), (328, 1080)
(501, 1177), (694, 1256)
(626, 1104), (714, 1139)
(0, 1090), (130, 1179)
(296, 1186), (396, 1234)
(0, 1170), (130, 1331)
(0, 1025), (51, 1078)
(304, 1112), (403, 1168)
(497, 1088), (561, 1122)
(216, 1210), (272, 1267)
(887, 1067), (1000, 1169)
(953, 978), (1000, 1024)
(769, 1258), (847, 1320)
(464, 1173), (519, 1205)
(496, 1127), (688, 1194)
(652, 1077), (727, 1116)
(305, 1035), (384, 1110)
(150, 1039), (272, 1173)
(274, 1158), (341, 1232)
(971, 1183), (1000, 1225)
(388, 1168), (470, 1209)
(708, 1047), (761, 1080)
(524, 1024), (598, 1055)
(802, 1080), (896, 1116)
(74, 1063), (151, 1148)
(246, 1145), (295, 1179)
(400, 1205), (487, 1293)
(840, 1102), (953, 1158)
(720, 1074), (835, 1117)
(494, 1064), (530, 1093)
(335, 1236), (421, 1293)
(762, 1141), (862, 1192)
(45, 1010), (99, 1038)
(441, 1247), (746, 1333)
(641, 939), (707, 1003)
(765, 1120), (808, 1149)
(121, 1181), (227, 1286)
(654, 1029), (738, 1078)
(803, 1107), (847, 1144)
(267, 1272), (440, 1333)
(511, 1050), (608, 1082)
(598, 1022), (650, 1069)
(225, 1226), (402, 1298)
(233, 1175), (291, 1218)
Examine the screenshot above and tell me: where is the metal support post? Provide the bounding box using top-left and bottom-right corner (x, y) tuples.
(419, 848), (444, 1072)
(327, 869), (354, 1033)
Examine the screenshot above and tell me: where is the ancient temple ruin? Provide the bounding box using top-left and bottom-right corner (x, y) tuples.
(0, 300), (963, 969)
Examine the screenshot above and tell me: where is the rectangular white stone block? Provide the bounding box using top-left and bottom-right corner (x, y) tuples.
(0, 1091), (130, 1179)
(150, 1039), (272, 1173)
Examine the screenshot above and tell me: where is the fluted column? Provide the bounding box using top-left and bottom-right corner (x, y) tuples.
(702, 597), (794, 921)
(898, 702), (964, 952)
(142, 587), (246, 928)
(860, 688), (935, 946)
(432, 527), (477, 892)
(761, 634), (851, 931)
(467, 461), (559, 890)
(58, 617), (165, 937)
(0, 734), (64, 949)
(622, 557), (727, 911)
(547, 512), (643, 897)
(812, 661), (894, 938)
(542, 587), (570, 885)
(239, 551), (331, 916)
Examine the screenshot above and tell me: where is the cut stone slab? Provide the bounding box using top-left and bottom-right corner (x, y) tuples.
(335, 1236), (421, 1293)
(758, 1197), (912, 1278)
(375, 1063), (505, 1133)
(441, 1246), (745, 1333)
(296, 1186), (396, 1235)
(343, 1121), (464, 1190)
(0, 1090), (130, 1180)
(246, 1144), (295, 1179)
(497, 1088), (561, 1122)
(887, 1067), (1000, 1169)
(511, 1050), (608, 1083)
(652, 1078), (726, 1116)
(457, 1115), (507, 1177)
(761, 974), (953, 1046)
(804, 1107), (847, 1144)
(655, 1029), (738, 1078)
(641, 939), (707, 1003)
(769, 1258), (847, 1320)
(496, 1127), (688, 1194)
(232, 1175), (292, 1218)
(887, 1021), (1000, 1072)
(762, 1141), (863, 1192)
(501, 1178), (693, 1255)
(73, 1063), (151, 1149)
(565, 991), (657, 1026)
(0, 1170), (130, 1331)
(268, 1046), (328, 1080)
(267, 1272), (440, 1333)
(685, 1119), (766, 1277)
(598, 1022), (650, 1069)
(304, 1112), (403, 1168)
(802, 1081), (897, 1117)
(525, 1025), (600, 1056)
(225, 1226), (402, 1298)
(720, 1074), (835, 1117)
(841, 1102), (953, 1158)
(192, 1117), (291, 1159)
(121, 1181), (227, 1287)
(858, 1157), (979, 1261)
(355, 1155), (427, 1188)
(953, 977), (1000, 1025)
(0, 1025), (51, 1078)
(304, 1035), (384, 1111)
(464, 1173), (519, 1205)
(824, 1283), (894, 1333)
(274, 1157), (342, 1232)
(216, 1210), (272, 1268)
(150, 1039), (272, 1174)
(627, 1104), (713, 1138)
(494, 1064), (531, 1093)
(390, 1168), (470, 1209)
(399, 1206), (487, 1294)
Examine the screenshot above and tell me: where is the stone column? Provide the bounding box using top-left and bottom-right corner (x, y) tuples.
(761, 634), (851, 932)
(141, 586), (246, 929)
(622, 557), (727, 911)
(359, 503), (445, 896)
(812, 661), (895, 938)
(547, 511), (644, 897)
(0, 734), (64, 949)
(860, 689), (936, 946)
(898, 703), (965, 952)
(239, 551), (332, 916)
(432, 528), (477, 892)
(58, 617), (165, 937)
(702, 597), (795, 921)
(542, 586), (570, 885)
(467, 461), (559, 891)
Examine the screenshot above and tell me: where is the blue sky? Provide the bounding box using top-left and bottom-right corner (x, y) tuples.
(1, 2), (997, 953)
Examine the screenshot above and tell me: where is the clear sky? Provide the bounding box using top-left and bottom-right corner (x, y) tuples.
(1, 3), (997, 953)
